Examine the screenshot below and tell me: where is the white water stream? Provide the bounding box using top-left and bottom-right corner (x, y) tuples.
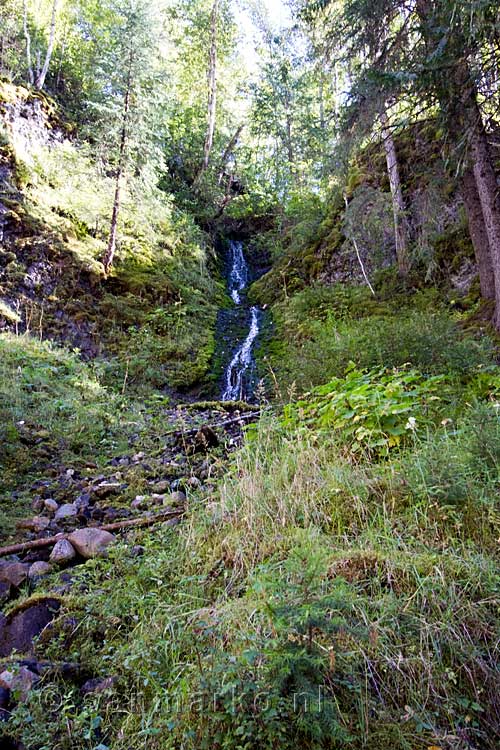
(222, 240), (262, 401)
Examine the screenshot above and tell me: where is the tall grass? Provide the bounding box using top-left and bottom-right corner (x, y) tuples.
(10, 404), (499, 749)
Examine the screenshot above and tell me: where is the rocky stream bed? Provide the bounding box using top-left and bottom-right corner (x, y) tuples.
(0, 400), (259, 730)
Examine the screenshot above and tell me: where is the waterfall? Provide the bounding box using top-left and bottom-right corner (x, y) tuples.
(221, 240), (262, 401)
(227, 240), (248, 304)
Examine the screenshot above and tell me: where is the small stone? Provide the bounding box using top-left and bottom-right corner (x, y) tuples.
(49, 539), (76, 566)
(68, 528), (116, 559)
(0, 562), (29, 588)
(151, 493), (166, 505)
(152, 480), (170, 493)
(130, 545), (145, 557)
(167, 490), (186, 506)
(75, 492), (92, 508)
(131, 496), (147, 510)
(28, 561), (52, 580)
(0, 685), (10, 718)
(43, 498), (59, 513)
(93, 482), (122, 498)
(54, 503), (77, 521)
(187, 476), (201, 488)
(31, 497), (44, 512)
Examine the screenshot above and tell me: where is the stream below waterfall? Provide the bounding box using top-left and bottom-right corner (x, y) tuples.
(220, 240), (263, 402)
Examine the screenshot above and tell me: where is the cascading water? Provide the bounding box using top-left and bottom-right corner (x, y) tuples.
(227, 241), (248, 304)
(221, 240), (262, 401)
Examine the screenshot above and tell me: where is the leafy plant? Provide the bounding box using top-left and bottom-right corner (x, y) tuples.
(284, 366), (447, 455)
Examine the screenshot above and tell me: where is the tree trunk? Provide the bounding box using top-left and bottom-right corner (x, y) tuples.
(380, 109), (410, 276)
(415, 0), (500, 323)
(34, 0), (58, 90)
(196, 0), (219, 184)
(462, 168), (495, 300)
(102, 57), (132, 275)
(22, 0), (34, 85)
(468, 111), (500, 326)
(218, 123), (244, 184)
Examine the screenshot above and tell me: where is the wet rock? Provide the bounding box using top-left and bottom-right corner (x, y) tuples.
(43, 498), (59, 513)
(54, 503), (77, 521)
(16, 516), (50, 533)
(0, 562), (29, 589)
(49, 539), (76, 565)
(0, 598), (61, 657)
(28, 562), (52, 580)
(68, 528), (115, 559)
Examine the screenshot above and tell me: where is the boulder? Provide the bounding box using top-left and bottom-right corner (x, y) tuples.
(0, 597), (61, 657)
(54, 503), (77, 521)
(28, 561), (52, 580)
(0, 562), (29, 588)
(68, 528), (115, 559)
(49, 539), (76, 565)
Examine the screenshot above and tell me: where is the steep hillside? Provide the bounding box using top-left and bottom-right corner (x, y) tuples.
(0, 83), (223, 393)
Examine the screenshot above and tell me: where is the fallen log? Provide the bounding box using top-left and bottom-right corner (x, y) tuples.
(174, 410), (261, 439)
(0, 509), (184, 558)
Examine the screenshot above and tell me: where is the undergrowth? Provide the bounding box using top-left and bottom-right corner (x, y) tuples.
(5, 401), (498, 750)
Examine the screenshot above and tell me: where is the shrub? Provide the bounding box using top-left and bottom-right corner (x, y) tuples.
(272, 307), (496, 392)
